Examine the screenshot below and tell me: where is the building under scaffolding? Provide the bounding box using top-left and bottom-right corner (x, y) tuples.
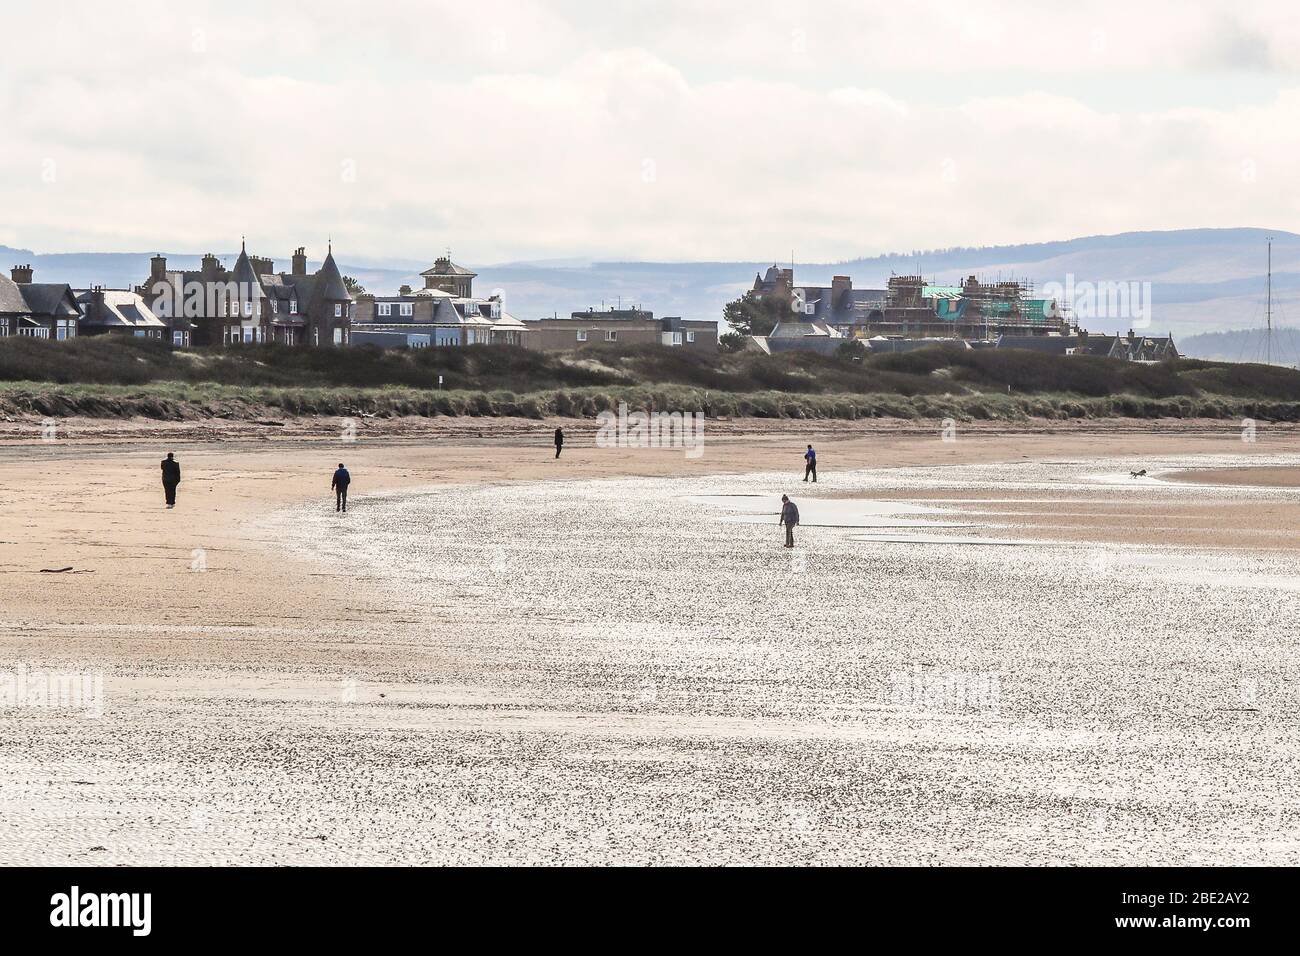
(749, 265), (1069, 341)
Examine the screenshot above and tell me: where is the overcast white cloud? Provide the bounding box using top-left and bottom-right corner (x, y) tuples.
(1, 0), (1298, 262)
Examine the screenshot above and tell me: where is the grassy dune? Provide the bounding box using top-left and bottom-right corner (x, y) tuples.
(2, 337), (1299, 421)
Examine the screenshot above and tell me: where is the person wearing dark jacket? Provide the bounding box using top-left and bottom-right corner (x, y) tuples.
(160, 452), (181, 508)
(779, 494), (800, 548)
(803, 444), (817, 483)
(554, 427), (564, 459)
(332, 463), (351, 513)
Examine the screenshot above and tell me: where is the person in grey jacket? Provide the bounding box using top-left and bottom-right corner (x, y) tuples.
(779, 494), (799, 548)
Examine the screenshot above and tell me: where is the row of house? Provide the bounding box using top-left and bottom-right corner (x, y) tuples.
(0, 243), (353, 348)
(351, 257), (717, 352)
(2, 265), (162, 341)
(0, 246), (719, 353)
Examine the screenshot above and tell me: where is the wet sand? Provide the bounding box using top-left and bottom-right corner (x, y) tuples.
(1, 417), (1298, 864)
(1164, 465), (1300, 488)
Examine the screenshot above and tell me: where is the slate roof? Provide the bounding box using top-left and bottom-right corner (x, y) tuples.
(308, 250), (350, 308)
(0, 273), (30, 314)
(864, 337), (971, 353)
(230, 247), (266, 297)
(994, 335), (1116, 356)
(75, 289), (167, 329)
(768, 320), (842, 339)
(19, 283), (80, 317)
(420, 259), (477, 278)
(792, 285), (888, 326)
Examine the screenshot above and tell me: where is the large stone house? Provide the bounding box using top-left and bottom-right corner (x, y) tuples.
(352, 255), (529, 347)
(140, 243), (353, 347)
(0, 265), (80, 340)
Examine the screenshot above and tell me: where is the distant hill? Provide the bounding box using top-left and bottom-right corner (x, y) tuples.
(1178, 327), (1300, 366)
(2, 227), (1295, 338)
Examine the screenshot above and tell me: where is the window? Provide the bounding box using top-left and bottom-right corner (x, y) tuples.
(334, 303), (342, 318)
(173, 331), (185, 346)
(271, 300), (279, 314)
(290, 299), (298, 315)
(313, 327), (319, 345)
(56, 319), (76, 340)
(686, 330), (696, 343)
(576, 330), (588, 342)
(333, 327), (344, 345)
(378, 303), (392, 317)
(399, 303), (413, 317)
(244, 301), (253, 317)
(604, 330), (617, 342)
(0, 324), (8, 336)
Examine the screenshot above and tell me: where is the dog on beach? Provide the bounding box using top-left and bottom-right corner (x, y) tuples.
(1130, 469), (1147, 478)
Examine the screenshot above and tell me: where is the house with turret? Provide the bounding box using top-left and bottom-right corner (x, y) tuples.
(140, 242), (353, 347)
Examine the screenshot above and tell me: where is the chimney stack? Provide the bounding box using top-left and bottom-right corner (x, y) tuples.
(11, 264), (33, 284)
(831, 275), (852, 307)
(201, 253), (220, 281)
(292, 247), (307, 276)
(150, 254), (167, 282)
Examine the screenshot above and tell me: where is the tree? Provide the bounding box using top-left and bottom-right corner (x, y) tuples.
(836, 338), (867, 360)
(719, 331), (750, 352)
(342, 275), (366, 295)
(722, 291), (788, 337)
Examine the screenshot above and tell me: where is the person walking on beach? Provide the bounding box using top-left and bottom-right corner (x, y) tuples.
(160, 452), (181, 508)
(779, 494), (799, 548)
(804, 444), (817, 483)
(554, 427), (564, 459)
(332, 463), (351, 513)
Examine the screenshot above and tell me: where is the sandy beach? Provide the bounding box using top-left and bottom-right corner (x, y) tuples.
(2, 415), (1299, 865)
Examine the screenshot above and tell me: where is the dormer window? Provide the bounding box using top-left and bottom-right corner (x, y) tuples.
(290, 298), (298, 315)
(399, 303), (413, 317)
(334, 303), (342, 318)
(379, 303), (392, 317)
(244, 300), (253, 317)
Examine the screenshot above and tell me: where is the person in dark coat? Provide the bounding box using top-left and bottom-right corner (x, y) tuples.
(160, 452), (181, 508)
(779, 494), (800, 548)
(332, 463), (351, 513)
(554, 427), (564, 459)
(803, 444), (817, 483)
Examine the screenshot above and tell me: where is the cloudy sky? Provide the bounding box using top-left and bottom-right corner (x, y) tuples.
(1, 0), (1297, 263)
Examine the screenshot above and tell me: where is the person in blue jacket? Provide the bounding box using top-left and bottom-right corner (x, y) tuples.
(803, 444), (817, 483)
(332, 463), (351, 513)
